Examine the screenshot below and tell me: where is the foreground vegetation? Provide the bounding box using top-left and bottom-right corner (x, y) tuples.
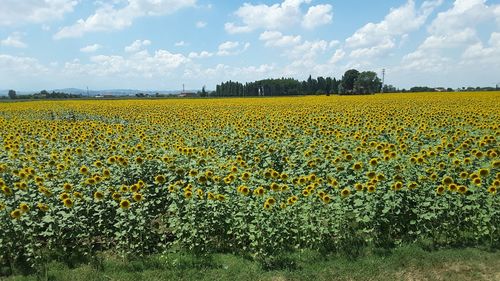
(0, 92), (499, 276)
(4, 246), (500, 281)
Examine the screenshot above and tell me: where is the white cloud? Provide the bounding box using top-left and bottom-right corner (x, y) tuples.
(419, 28), (477, 50)
(349, 38), (395, 58)
(0, 54), (48, 74)
(0, 33), (27, 48)
(403, 0), (500, 73)
(196, 21), (207, 28)
(0, 0), (77, 26)
(184, 63), (275, 82)
(345, 0), (442, 59)
(217, 41), (250, 56)
(329, 49), (345, 64)
(461, 32), (500, 63)
(125, 39), (151, 52)
(285, 40), (330, 60)
(259, 31), (301, 47)
(175, 41), (187, 47)
(225, 0), (315, 34)
(302, 4), (333, 29)
(188, 51), (213, 59)
(54, 0), (196, 39)
(401, 49), (452, 72)
(64, 49), (189, 78)
(80, 44), (102, 53)
(429, 0), (495, 35)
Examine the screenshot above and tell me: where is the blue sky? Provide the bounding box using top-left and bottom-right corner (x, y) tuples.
(0, 0), (499, 91)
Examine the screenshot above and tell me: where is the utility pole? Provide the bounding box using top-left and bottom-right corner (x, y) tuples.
(182, 84), (185, 93)
(87, 86), (89, 97)
(381, 68), (385, 93)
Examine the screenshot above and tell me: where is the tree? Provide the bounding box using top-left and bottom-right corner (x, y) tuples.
(8, 89), (16, 99)
(354, 71), (382, 94)
(340, 69), (359, 94)
(382, 84), (397, 93)
(201, 86), (207, 97)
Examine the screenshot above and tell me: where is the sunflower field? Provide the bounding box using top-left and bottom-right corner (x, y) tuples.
(0, 92), (499, 269)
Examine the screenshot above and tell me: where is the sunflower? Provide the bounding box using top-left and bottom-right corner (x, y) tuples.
(487, 186), (497, 195)
(59, 192), (70, 201)
(94, 191), (104, 200)
(63, 183), (73, 192)
(239, 186), (250, 196)
(354, 183), (364, 191)
(79, 165), (89, 174)
(207, 192), (216, 200)
(112, 192), (122, 200)
(73, 191), (82, 199)
(392, 182), (403, 191)
(442, 176), (453, 185)
(120, 199), (131, 209)
(184, 190), (193, 199)
(322, 194), (332, 204)
(353, 162), (363, 171)
(265, 197), (276, 205)
(376, 173), (386, 181)
(240, 172), (251, 181)
(37, 203), (49, 212)
(63, 198), (74, 208)
(473, 177), (482, 185)
(197, 175), (208, 184)
(11, 209), (22, 219)
(341, 188), (351, 197)
(156, 174), (169, 184)
(117, 185), (128, 193)
(133, 192), (143, 202)
(271, 170), (280, 178)
(367, 185), (376, 193)
(479, 168), (489, 177)
(19, 203), (30, 213)
(302, 189), (311, 197)
(216, 194), (225, 201)
(130, 184), (140, 193)
(1, 186), (13, 196)
(436, 185), (446, 195)
(458, 185), (468, 194)
(253, 186), (265, 196)
(263, 202), (272, 210)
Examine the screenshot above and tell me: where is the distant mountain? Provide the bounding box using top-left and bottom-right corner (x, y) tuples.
(0, 89), (37, 96)
(53, 88), (190, 96)
(1, 88), (201, 97)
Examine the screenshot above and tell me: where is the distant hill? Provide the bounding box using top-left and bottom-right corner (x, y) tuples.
(1, 88), (197, 97)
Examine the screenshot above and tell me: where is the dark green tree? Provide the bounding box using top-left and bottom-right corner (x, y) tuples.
(354, 71), (382, 94)
(340, 69), (359, 94)
(8, 89), (16, 99)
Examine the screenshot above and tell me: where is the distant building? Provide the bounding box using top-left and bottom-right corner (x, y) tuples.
(434, 87), (446, 92)
(179, 92), (197, 97)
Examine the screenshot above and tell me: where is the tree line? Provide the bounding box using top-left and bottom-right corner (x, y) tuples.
(5, 89), (81, 99)
(214, 69), (383, 97)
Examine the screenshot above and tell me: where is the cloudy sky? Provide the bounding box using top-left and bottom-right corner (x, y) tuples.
(0, 0), (499, 91)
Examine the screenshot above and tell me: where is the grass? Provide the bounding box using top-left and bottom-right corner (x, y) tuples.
(3, 246), (499, 281)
